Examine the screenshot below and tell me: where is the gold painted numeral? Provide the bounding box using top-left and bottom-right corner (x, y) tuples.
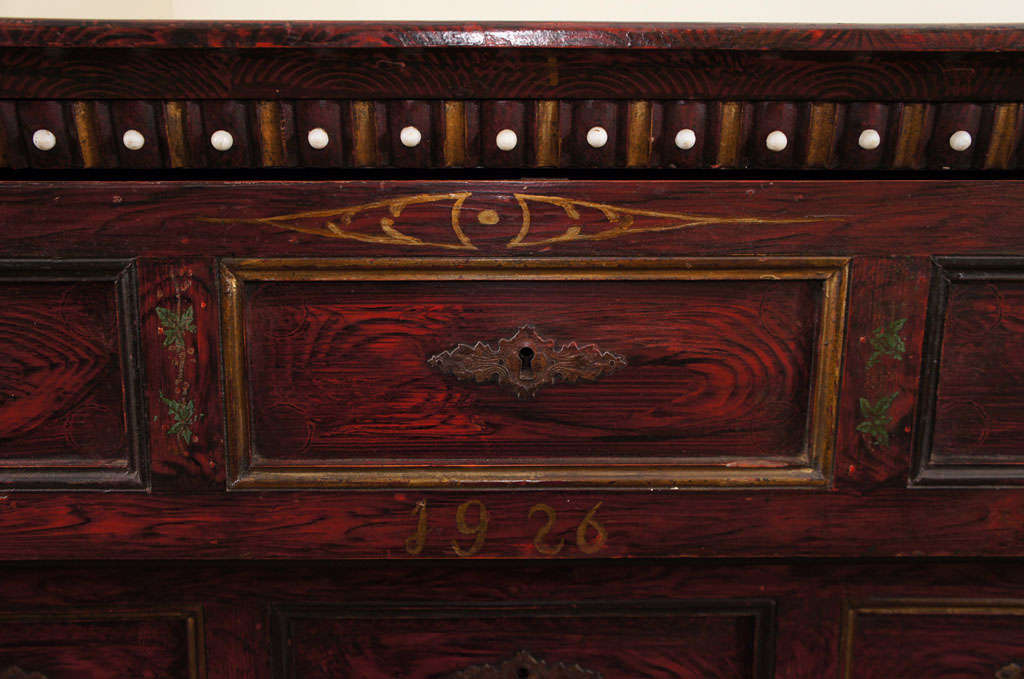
(529, 503), (565, 555)
(452, 499), (490, 557)
(405, 499), (428, 555)
(576, 502), (607, 554)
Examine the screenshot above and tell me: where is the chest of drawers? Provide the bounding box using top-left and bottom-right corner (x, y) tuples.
(2, 20), (1024, 679)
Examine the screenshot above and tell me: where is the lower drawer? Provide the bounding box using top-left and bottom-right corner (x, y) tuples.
(0, 608), (203, 679)
(842, 600), (1024, 679)
(273, 600), (773, 679)
(1, 561), (1024, 679)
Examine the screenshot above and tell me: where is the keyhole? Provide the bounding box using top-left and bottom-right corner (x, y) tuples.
(518, 346), (535, 379)
(517, 669), (530, 679)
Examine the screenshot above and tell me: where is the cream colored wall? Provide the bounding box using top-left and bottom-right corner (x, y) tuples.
(0, 0), (1022, 22)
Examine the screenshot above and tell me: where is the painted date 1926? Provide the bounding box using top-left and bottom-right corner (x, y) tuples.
(404, 500), (607, 556)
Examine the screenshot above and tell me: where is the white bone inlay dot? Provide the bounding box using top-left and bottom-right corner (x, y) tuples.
(949, 130), (973, 152)
(307, 127), (329, 150)
(32, 129), (56, 151)
(765, 130), (788, 152)
(122, 129), (145, 150)
(495, 129), (518, 151)
(586, 126), (608, 149)
(674, 128), (697, 150)
(400, 126), (422, 148)
(210, 130), (233, 151)
(858, 129), (881, 150)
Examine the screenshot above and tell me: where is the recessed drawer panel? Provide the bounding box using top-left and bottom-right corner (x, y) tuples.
(914, 257), (1024, 485)
(842, 600), (1024, 679)
(0, 260), (146, 489)
(272, 601), (774, 679)
(0, 608), (204, 679)
(222, 257), (848, 489)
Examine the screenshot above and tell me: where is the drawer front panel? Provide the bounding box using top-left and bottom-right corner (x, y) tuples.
(222, 257), (848, 488)
(272, 601), (774, 679)
(0, 260), (146, 489)
(842, 600), (1024, 679)
(0, 608), (204, 679)
(914, 257), (1024, 485)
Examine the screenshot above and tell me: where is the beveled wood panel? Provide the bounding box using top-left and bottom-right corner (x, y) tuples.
(221, 257), (847, 489)
(0, 260), (147, 489)
(0, 607), (204, 679)
(840, 600), (1024, 679)
(913, 257), (1024, 486)
(272, 600), (774, 679)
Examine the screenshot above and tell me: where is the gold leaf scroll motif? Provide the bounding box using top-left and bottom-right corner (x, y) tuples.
(508, 193), (806, 247)
(204, 192), (817, 250)
(200, 192), (476, 250)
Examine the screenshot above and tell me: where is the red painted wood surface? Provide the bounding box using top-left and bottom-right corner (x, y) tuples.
(0, 613), (197, 679)
(243, 278), (816, 463)
(3, 180), (1024, 258)
(0, 560), (1023, 678)
(1, 21), (1024, 51)
(281, 602), (769, 679)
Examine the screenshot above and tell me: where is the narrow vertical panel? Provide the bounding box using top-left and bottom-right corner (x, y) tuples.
(534, 100), (560, 167)
(277, 100), (297, 167)
(388, 99), (432, 168)
(838, 103), (891, 170)
(18, 100), (76, 169)
(751, 102), (799, 168)
(571, 100), (618, 168)
(350, 101), (377, 167)
(558, 101), (573, 166)
(138, 259), (224, 491)
(296, 100), (344, 168)
(714, 101), (752, 168)
(0, 102), (27, 168)
(646, 101), (664, 166)
(463, 101), (481, 167)
(625, 100), (653, 168)
(928, 103), (983, 170)
(256, 101), (285, 167)
(985, 103), (1023, 169)
(481, 100), (527, 167)
(892, 104), (935, 170)
(804, 102), (841, 168)
(201, 100), (253, 168)
(111, 100), (163, 169)
(163, 101), (191, 168)
(661, 101), (707, 169)
(442, 100), (467, 167)
(71, 101), (117, 169)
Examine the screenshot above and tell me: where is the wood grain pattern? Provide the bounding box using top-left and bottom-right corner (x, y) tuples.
(221, 257), (846, 489)
(0, 260), (147, 490)
(273, 600), (774, 679)
(3, 45), (1024, 102)
(0, 607), (204, 679)
(841, 600), (1024, 679)
(913, 257), (1024, 486)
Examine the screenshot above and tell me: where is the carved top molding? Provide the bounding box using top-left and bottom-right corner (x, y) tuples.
(1, 21), (1024, 51)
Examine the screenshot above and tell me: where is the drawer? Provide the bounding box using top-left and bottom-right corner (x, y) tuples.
(914, 258), (1024, 485)
(221, 256), (848, 489)
(842, 599), (1024, 678)
(272, 600), (774, 679)
(0, 608), (204, 679)
(0, 260), (146, 489)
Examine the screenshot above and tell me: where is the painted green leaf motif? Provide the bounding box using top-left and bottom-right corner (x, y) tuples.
(856, 392), (899, 447)
(866, 317), (906, 369)
(160, 392), (198, 444)
(156, 305), (196, 350)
